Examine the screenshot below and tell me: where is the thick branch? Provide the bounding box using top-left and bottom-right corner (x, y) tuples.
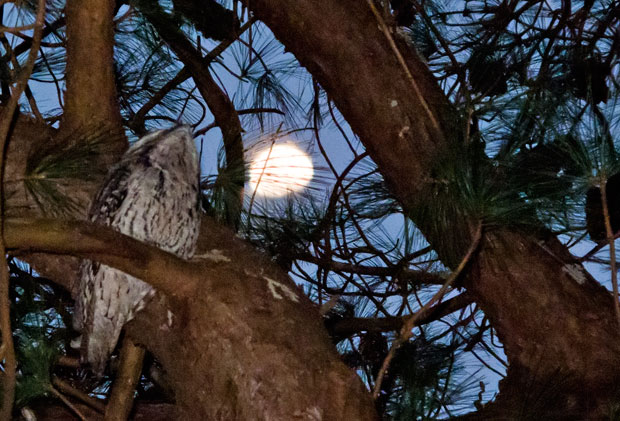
(3, 218), (199, 298)
(8, 216), (378, 418)
(244, 0), (620, 416)
(62, 0), (125, 160)
(244, 0), (458, 207)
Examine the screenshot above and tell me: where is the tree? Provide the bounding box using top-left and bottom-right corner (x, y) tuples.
(0, 0), (619, 419)
(245, 0), (619, 418)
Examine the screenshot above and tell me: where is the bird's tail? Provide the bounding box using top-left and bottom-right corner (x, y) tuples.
(81, 312), (125, 376)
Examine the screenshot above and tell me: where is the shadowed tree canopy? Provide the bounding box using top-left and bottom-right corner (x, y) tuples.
(0, 0), (619, 419)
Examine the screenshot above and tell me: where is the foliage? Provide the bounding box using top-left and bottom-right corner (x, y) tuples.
(23, 128), (116, 216)
(9, 262), (65, 407)
(0, 0), (618, 418)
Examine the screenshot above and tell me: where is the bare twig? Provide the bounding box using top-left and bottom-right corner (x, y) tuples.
(52, 376), (106, 413)
(330, 293), (472, 336)
(48, 386), (88, 421)
(193, 108), (283, 137)
(372, 222), (483, 399)
(247, 137), (276, 217)
(579, 231), (620, 262)
(0, 0), (46, 416)
(129, 18), (255, 135)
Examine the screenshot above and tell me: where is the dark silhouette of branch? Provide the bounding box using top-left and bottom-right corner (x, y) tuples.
(330, 293), (472, 337)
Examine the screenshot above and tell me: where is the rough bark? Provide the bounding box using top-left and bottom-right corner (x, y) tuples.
(244, 0), (620, 417)
(0, 113), (376, 418)
(5, 217), (377, 420)
(136, 1), (245, 227)
(244, 0), (457, 206)
(1, 4), (378, 415)
(62, 0), (126, 164)
(127, 220), (377, 419)
(7, 0), (619, 417)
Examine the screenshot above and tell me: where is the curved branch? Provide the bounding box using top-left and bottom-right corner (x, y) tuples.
(129, 19), (254, 136)
(7, 217), (378, 419)
(3, 218), (199, 298)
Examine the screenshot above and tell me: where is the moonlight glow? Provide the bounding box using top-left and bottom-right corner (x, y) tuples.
(248, 143), (314, 197)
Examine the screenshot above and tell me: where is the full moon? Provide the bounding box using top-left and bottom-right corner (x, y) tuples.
(248, 143), (314, 197)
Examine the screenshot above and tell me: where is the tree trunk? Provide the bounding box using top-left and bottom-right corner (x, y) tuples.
(125, 219), (376, 419)
(244, 0), (620, 417)
(467, 231), (620, 417)
(7, 0), (619, 417)
(62, 0), (126, 164)
(0, 0), (377, 417)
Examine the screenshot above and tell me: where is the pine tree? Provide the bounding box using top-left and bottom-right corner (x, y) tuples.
(0, 0), (618, 419)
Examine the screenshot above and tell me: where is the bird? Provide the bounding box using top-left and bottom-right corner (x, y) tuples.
(73, 125), (201, 375)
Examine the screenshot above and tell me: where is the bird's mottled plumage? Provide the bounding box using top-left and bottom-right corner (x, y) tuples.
(73, 126), (201, 374)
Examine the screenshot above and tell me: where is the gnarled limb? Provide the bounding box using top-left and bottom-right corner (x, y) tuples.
(5, 217), (378, 419)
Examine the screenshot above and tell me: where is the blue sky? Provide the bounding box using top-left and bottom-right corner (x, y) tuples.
(11, 3), (620, 415)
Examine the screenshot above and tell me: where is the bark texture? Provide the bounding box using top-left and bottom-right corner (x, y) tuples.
(6, 0), (619, 417)
(244, 0), (456, 205)
(245, 0), (620, 417)
(5, 217), (377, 420)
(62, 0), (126, 163)
(127, 220), (377, 419)
(1, 1), (378, 414)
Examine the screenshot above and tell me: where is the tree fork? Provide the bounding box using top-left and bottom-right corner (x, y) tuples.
(243, 0), (620, 416)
